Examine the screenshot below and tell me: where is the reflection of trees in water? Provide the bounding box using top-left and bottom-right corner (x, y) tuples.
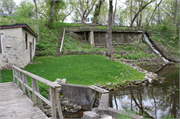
(129, 87), (153, 118)
(110, 64), (179, 118)
(111, 82), (179, 118)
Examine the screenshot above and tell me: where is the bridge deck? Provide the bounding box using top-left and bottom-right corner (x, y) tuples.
(0, 82), (48, 119)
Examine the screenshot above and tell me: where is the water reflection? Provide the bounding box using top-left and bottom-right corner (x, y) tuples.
(110, 64), (179, 119)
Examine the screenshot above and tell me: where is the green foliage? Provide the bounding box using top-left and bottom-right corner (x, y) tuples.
(150, 21), (179, 58)
(14, 0), (35, 18)
(52, 22), (82, 29)
(114, 54), (121, 59)
(162, 115), (174, 119)
(0, 16), (153, 59)
(0, 0), (16, 15)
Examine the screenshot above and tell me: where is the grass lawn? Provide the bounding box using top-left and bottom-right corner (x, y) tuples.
(1, 55), (145, 97)
(1, 55), (145, 85)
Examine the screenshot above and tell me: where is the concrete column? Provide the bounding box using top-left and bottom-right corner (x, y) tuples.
(88, 31), (94, 46)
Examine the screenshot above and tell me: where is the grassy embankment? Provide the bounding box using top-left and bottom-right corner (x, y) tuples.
(1, 55), (145, 97)
(147, 23), (179, 60)
(1, 16), (153, 60)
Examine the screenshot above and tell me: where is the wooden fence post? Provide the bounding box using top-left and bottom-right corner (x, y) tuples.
(50, 87), (57, 119)
(12, 68), (15, 83)
(24, 75), (32, 100)
(16, 70), (20, 88)
(55, 88), (63, 119)
(35, 80), (44, 111)
(22, 74), (26, 95)
(32, 78), (37, 106)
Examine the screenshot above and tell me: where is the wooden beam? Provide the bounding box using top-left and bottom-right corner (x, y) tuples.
(12, 66), (60, 88)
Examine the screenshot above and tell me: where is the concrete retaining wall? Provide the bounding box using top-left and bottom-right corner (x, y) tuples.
(93, 31), (142, 46)
(62, 84), (96, 110)
(73, 31), (143, 46)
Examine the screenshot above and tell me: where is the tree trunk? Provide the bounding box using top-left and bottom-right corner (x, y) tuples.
(81, 16), (86, 24)
(92, 0), (104, 25)
(130, 0), (154, 27)
(62, 9), (72, 22)
(173, 0), (178, 38)
(106, 0), (115, 61)
(148, 0), (162, 26)
(138, 12), (142, 30)
(130, 0), (132, 23)
(112, 0), (117, 26)
(47, 1), (58, 28)
(33, 0), (39, 42)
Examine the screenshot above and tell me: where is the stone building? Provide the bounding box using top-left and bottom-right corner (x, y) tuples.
(0, 23), (37, 69)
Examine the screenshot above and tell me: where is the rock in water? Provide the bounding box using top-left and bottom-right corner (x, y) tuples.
(101, 115), (112, 119)
(83, 111), (100, 119)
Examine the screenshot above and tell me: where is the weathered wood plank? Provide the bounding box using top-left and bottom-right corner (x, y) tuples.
(34, 90), (51, 106)
(22, 74), (26, 95)
(32, 78), (37, 106)
(24, 74), (32, 100)
(55, 88), (64, 119)
(35, 80), (44, 111)
(50, 87), (57, 119)
(88, 85), (109, 93)
(12, 66), (61, 88)
(0, 82), (47, 119)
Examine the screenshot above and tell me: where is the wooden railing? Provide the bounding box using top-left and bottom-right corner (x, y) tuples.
(12, 66), (63, 119)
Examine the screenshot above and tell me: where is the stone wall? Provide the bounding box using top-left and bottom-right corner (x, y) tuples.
(0, 27), (36, 69)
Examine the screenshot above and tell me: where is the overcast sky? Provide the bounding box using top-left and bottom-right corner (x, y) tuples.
(14, 0), (22, 5)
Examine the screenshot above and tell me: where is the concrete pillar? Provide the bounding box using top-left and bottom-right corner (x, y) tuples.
(99, 93), (109, 109)
(88, 31), (94, 46)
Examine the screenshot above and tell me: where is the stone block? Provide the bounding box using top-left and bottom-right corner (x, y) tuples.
(83, 111), (100, 119)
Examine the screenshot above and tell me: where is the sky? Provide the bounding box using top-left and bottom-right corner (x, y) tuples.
(14, 0), (22, 5)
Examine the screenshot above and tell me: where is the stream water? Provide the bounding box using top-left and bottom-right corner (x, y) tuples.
(110, 34), (179, 118)
(110, 63), (179, 118)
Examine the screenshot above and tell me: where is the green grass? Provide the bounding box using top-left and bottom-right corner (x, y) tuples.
(1, 55), (145, 96)
(0, 70), (13, 83)
(23, 55), (145, 85)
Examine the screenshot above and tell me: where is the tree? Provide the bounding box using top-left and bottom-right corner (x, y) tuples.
(148, 0), (162, 26)
(98, 1), (108, 25)
(71, 11), (81, 22)
(112, 0), (117, 26)
(92, 0), (105, 25)
(46, 0), (66, 28)
(0, 0), (16, 15)
(47, 0), (60, 28)
(106, 0), (115, 61)
(33, 0), (39, 42)
(172, 0), (178, 38)
(14, 1), (35, 18)
(70, 0), (97, 24)
(130, 0), (154, 28)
